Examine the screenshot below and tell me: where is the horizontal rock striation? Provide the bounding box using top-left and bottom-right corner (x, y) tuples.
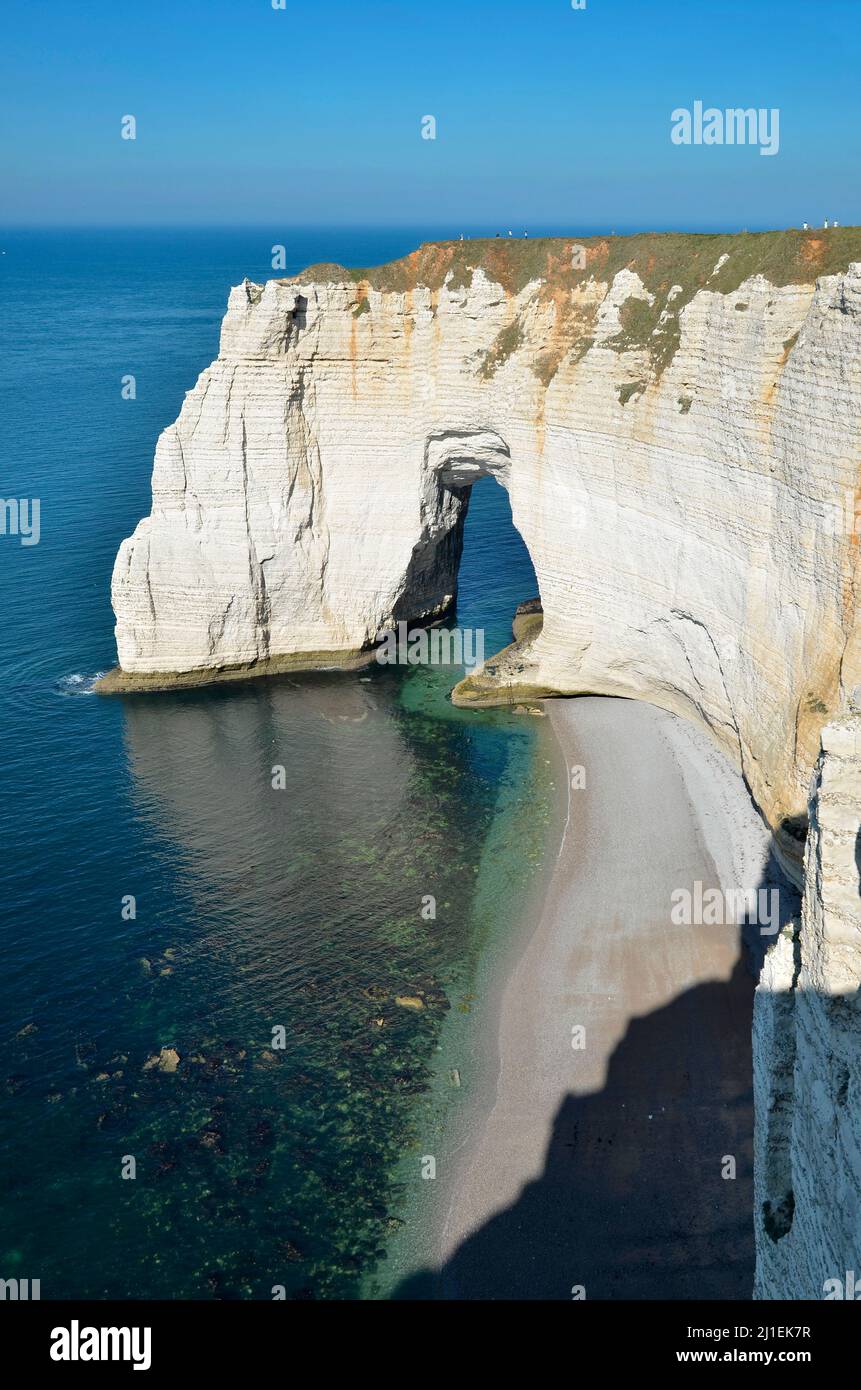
(104, 230), (861, 1299)
(104, 229), (861, 882)
(754, 715), (861, 1297)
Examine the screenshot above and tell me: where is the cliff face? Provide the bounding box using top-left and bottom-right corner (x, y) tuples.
(105, 231), (861, 1297)
(754, 715), (861, 1298)
(105, 230), (861, 881)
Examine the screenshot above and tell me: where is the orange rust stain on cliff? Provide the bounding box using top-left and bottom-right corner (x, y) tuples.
(483, 243), (508, 287)
(851, 486), (861, 552)
(587, 239), (611, 270)
(404, 287), (415, 350)
(535, 396), (546, 458)
(839, 485), (861, 621)
(349, 278), (370, 400)
(794, 652), (842, 776)
(549, 286), (568, 324)
(415, 243), (454, 291)
(534, 301), (559, 457)
(800, 237), (825, 270)
(543, 245), (575, 284)
(400, 248), (421, 292)
(761, 333), (796, 414)
(762, 332), (799, 410)
(533, 285), (598, 389)
(430, 287), (441, 379)
(541, 286), (569, 369)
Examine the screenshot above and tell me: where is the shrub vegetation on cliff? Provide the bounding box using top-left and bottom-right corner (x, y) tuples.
(287, 227), (861, 382)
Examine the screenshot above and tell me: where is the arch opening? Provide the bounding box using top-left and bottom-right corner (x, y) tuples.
(455, 474), (540, 662)
(393, 428), (546, 700)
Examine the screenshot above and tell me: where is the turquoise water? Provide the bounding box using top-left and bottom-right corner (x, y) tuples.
(0, 230), (553, 1299)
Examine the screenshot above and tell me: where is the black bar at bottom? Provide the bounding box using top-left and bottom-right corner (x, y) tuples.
(1, 1297), (855, 1375)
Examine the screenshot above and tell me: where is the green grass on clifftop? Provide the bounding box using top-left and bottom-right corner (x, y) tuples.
(290, 227), (861, 297)
(286, 228), (861, 381)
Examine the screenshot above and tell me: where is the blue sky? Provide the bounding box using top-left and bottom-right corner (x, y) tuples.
(1, 0), (858, 230)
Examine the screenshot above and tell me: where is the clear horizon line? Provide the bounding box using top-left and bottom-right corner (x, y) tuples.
(2, 220), (851, 235)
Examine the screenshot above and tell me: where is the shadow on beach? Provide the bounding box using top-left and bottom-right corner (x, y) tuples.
(393, 854), (795, 1301)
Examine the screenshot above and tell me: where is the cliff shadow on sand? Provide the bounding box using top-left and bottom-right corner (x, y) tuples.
(392, 872), (796, 1302)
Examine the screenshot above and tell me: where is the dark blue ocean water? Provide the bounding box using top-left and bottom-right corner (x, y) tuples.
(0, 229), (551, 1299)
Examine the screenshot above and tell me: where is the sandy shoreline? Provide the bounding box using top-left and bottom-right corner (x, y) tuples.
(431, 695), (787, 1300)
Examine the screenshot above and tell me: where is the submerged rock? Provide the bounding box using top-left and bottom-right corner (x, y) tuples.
(143, 1046), (181, 1074)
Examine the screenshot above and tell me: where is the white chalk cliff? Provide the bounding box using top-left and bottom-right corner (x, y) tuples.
(754, 712), (861, 1298)
(103, 232), (861, 1297)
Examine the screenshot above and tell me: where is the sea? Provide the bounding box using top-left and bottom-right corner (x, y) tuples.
(0, 228), (558, 1299)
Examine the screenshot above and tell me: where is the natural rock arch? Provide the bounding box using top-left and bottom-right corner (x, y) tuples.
(99, 234), (861, 1301)
(101, 239), (861, 888)
(396, 427), (530, 626)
